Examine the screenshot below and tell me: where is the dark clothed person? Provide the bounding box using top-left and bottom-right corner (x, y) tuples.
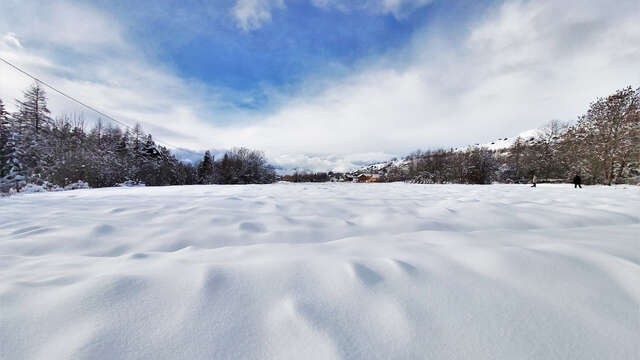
(573, 175), (582, 188)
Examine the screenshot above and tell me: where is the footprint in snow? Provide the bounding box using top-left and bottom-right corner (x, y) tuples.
(92, 224), (115, 235)
(351, 263), (383, 286)
(239, 222), (267, 233)
(11, 226), (42, 235)
(11, 226), (53, 238)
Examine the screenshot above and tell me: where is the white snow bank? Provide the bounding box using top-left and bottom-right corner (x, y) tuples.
(1, 183), (639, 359)
(63, 181), (91, 191)
(6, 181), (90, 195)
(19, 183), (49, 193)
(117, 180), (146, 187)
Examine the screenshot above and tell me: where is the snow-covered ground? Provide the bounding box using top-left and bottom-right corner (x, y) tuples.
(1, 183), (639, 359)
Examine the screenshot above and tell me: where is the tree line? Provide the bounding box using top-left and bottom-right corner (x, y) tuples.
(2, 84), (637, 192)
(381, 87), (639, 185)
(281, 87), (639, 185)
(0, 83), (275, 193)
(196, 148), (275, 185)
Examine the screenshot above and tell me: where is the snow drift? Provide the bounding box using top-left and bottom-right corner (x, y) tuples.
(1, 183), (639, 359)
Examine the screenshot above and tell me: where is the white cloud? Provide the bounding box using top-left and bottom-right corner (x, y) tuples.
(0, 1), (123, 49)
(271, 152), (396, 173)
(2, 32), (22, 48)
(214, 0), (640, 168)
(379, 0), (435, 18)
(233, 0), (434, 31)
(310, 0), (435, 16)
(232, 0), (285, 31)
(2, 0), (640, 173)
(0, 0), (232, 149)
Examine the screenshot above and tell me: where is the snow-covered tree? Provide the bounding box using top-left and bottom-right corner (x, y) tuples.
(0, 131), (26, 193)
(0, 98), (10, 167)
(0, 98), (22, 192)
(12, 83), (53, 184)
(197, 151), (214, 184)
(14, 83), (52, 136)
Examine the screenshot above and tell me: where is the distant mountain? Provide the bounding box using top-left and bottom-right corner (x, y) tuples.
(171, 127), (551, 175)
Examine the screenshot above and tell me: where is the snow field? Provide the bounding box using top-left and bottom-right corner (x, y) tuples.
(1, 183), (639, 359)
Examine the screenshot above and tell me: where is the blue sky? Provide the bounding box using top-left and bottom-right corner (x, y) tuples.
(90, 0), (457, 108)
(1, 0), (640, 171)
(162, 2), (426, 92)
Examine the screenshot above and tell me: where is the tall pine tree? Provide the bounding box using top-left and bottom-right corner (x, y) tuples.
(13, 83), (53, 184)
(197, 151), (214, 184)
(0, 98), (25, 192)
(0, 98), (9, 166)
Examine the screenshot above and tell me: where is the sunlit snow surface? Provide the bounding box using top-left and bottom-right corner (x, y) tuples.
(1, 183), (639, 359)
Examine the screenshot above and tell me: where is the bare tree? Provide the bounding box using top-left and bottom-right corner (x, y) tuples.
(574, 87), (639, 185)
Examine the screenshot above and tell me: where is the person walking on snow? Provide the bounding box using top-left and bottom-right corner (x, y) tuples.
(573, 174), (582, 188)
(531, 175), (537, 187)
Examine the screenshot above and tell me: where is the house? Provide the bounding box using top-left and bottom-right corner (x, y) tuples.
(357, 174), (380, 183)
(366, 175), (380, 183)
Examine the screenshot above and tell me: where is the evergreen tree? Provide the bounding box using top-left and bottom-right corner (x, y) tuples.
(0, 98), (7, 127)
(0, 132), (25, 192)
(132, 123), (143, 154)
(116, 130), (130, 158)
(138, 134), (160, 185)
(12, 83), (53, 184)
(142, 134), (159, 158)
(0, 84), (215, 192)
(197, 151), (214, 184)
(14, 83), (52, 136)
(0, 98), (18, 191)
(0, 98), (10, 170)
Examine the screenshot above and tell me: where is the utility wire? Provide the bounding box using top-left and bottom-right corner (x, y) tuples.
(0, 56), (180, 149)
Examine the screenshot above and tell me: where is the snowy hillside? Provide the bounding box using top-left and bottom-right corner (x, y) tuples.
(1, 184), (639, 359)
(453, 128), (547, 152)
(171, 128), (548, 175)
(350, 128), (549, 176)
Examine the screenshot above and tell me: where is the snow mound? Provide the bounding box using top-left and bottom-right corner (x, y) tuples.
(63, 181), (90, 190)
(117, 180), (146, 187)
(1, 183), (639, 359)
(19, 183), (48, 193)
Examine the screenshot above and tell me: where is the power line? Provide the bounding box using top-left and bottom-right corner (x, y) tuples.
(0, 56), (180, 149)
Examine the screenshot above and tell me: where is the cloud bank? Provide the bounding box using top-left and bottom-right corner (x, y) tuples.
(1, 0), (640, 172)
